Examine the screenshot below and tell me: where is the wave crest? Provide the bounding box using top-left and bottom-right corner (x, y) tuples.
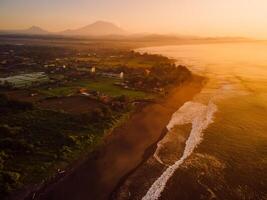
(142, 101), (217, 200)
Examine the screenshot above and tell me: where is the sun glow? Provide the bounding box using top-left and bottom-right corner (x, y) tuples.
(1, 0), (267, 38)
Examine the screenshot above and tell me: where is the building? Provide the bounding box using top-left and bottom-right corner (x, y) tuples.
(0, 72), (49, 88)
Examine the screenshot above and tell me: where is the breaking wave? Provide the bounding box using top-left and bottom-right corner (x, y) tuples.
(142, 101), (217, 200)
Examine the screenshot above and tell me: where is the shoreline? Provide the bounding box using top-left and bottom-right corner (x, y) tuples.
(16, 75), (204, 200)
(109, 126), (168, 200)
(33, 76), (204, 200)
(109, 77), (205, 200)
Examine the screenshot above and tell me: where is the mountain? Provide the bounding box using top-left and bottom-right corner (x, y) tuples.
(0, 21), (126, 36)
(22, 26), (49, 35)
(61, 21), (126, 36)
(0, 26), (50, 35)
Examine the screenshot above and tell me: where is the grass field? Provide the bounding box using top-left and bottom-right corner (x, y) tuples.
(39, 77), (154, 100)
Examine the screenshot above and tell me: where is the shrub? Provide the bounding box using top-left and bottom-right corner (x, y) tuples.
(0, 171), (21, 196)
(0, 124), (21, 137)
(2, 171), (21, 184)
(0, 94), (8, 106)
(0, 138), (34, 153)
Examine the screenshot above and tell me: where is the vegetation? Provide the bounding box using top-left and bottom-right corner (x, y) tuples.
(0, 44), (194, 199)
(94, 51), (174, 69)
(38, 77), (153, 100)
(0, 94), (128, 198)
(125, 64), (191, 90)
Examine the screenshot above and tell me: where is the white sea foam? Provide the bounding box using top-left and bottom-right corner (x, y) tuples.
(153, 143), (165, 165)
(142, 101), (217, 200)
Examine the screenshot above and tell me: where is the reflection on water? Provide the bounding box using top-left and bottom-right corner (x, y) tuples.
(139, 43), (267, 200)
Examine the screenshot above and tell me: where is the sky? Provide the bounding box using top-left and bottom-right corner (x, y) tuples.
(1, 0), (267, 38)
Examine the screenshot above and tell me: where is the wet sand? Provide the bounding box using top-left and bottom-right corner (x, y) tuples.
(112, 124), (192, 200)
(33, 77), (203, 200)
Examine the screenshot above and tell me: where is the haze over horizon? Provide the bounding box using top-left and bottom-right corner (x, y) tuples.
(1, 0), (267, 38)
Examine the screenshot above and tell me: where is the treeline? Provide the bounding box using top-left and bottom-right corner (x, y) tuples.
(125, 64), (192, 90)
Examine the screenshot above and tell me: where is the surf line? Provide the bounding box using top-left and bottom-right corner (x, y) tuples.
(142, 101), (217, 200)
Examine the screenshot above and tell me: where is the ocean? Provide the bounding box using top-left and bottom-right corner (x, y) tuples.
(137, 43), (267, 200)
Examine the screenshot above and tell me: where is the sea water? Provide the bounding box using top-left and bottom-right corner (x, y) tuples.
(139, 42), (267, 200)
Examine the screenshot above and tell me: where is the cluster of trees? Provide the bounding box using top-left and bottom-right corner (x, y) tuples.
(0, 45), (75, 63)
(126, 64), (192, 90)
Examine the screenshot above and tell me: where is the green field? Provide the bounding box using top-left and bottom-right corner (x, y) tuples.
(39, 77), (155, 100)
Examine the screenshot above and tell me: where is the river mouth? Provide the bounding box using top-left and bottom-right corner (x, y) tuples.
(114, 43), (267, 200)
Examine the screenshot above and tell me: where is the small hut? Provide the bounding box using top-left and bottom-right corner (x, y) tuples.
(145, 69), (151, 76)
(91, 67), (96, 73)
(120, 72), (124, 79)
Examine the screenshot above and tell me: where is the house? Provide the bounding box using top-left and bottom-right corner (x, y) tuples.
(145, 69), (151, 75)
(91, 67), (96, 73)
(100, 72), (123, 79)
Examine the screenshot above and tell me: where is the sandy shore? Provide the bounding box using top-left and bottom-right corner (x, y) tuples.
(111, 124), (192, 200)
(28, 77), (203, 200)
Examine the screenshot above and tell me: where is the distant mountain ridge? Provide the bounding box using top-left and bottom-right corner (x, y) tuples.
(0, 22), (251, 41)
(61, 21), (126, 36)
(0, 21), (126, 36)
(23, 26), (49, 35)
(0, 25), (49, 35)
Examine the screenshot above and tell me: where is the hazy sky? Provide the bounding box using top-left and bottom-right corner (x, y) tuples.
(1, 0), (267, 38)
